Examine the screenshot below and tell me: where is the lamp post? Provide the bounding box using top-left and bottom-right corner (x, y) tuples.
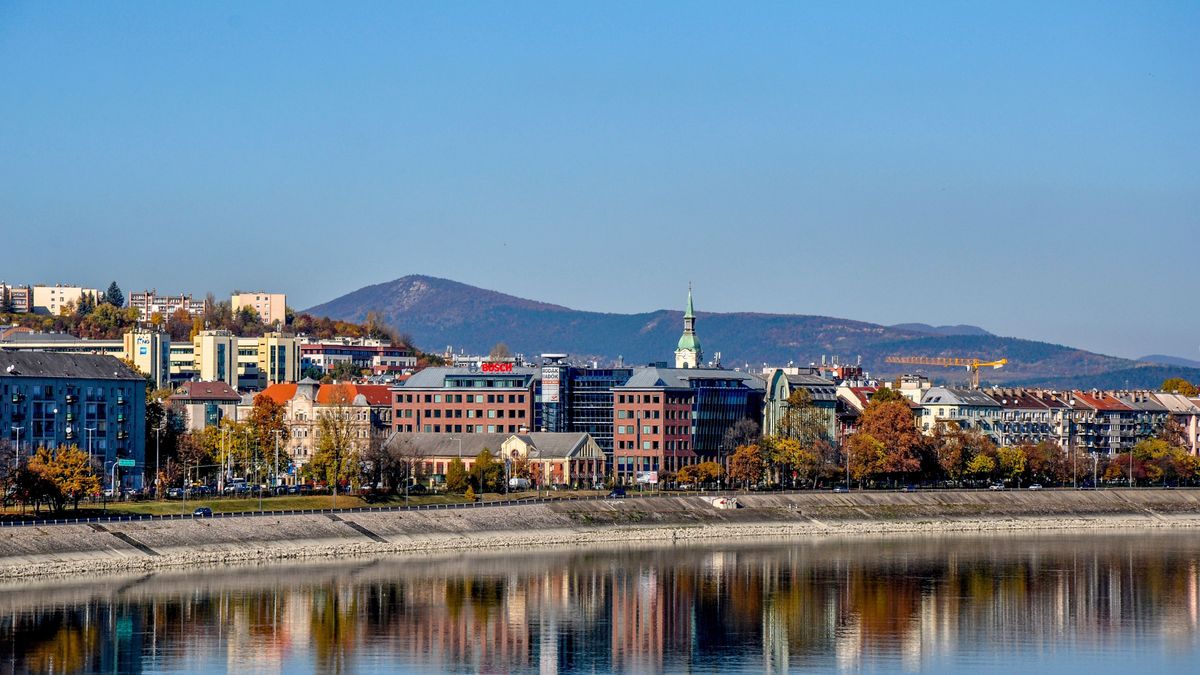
(154, 422), (166, 500)
(1129, 446), (1134, 489)
(271, 429), (282, 493)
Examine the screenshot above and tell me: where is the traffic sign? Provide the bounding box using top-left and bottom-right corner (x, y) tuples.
(117, 458), (135, 467)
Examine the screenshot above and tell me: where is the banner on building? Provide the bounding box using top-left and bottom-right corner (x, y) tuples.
(635, 471), (658, 485)
(542, 366), (561, 403)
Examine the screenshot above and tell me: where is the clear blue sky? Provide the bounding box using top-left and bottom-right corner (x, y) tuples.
(2, 1), (1196, 360)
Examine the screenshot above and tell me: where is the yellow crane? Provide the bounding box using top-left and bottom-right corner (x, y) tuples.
(884, 356), (1008, 389)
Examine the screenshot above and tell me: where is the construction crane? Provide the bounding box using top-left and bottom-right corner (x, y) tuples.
(884, 356), (1008, 389)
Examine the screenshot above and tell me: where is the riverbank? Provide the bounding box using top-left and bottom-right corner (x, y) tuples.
(3, 490), (1200, 579)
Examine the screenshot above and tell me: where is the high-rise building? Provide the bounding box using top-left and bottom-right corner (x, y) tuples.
(539, 355), (633, 454)
(231, 291), (287, 326)
(129, 290), (204, 320)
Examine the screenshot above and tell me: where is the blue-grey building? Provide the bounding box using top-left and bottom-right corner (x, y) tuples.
(1, 351), (147, 489)
(539, 356), (634, 453)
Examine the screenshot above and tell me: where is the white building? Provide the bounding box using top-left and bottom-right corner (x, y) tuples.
(32, 284), (102, 315)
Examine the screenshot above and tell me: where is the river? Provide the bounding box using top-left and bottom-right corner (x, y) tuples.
(2, 531), (1198, 673)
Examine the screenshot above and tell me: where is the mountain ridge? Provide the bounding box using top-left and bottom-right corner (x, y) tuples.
(305, 275), (1200, 389)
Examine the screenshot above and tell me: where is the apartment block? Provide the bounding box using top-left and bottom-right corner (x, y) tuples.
(129, 290), (204, 320)
(231, 291), (287, 325)
(0, 284), (32, 313)
(32, 285), (102, 315)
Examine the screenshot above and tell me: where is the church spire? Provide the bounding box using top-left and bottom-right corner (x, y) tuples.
(675, 284), (702, 369)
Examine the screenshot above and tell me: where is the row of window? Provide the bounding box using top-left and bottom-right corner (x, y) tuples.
(404, 408), (527, 420)
(398, 393), (528, 404)
(394, 424), (526, 434)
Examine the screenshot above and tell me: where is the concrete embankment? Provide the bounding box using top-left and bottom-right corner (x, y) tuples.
(3, 490), (1200, 579)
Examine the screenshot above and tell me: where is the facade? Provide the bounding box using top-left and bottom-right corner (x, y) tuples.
(1153, 393), (1200, 455)
(192, 330), (239, 389)
(181, 330), (300, 390)
(168, 380), (241, 431)
(253, 332), (301, 388)
(762, 368), (838, 441)
(1113, 391), (1170, 444)
(391, 366), (538, 435)
(611, 367), (764, 479)
(260, 379), (392, 477)
(31, 285), (102, 315)
(231, 292), (287, 326)
(0, 284), (33, 313)
(919, 387), (1003, 442)
(128, 290), (204, 320)
(122, 329), (171, 389)
(986, 388), (1065, 448)
(674, 288), (702, 369)
(539, 355), (633, 453)
(383, 431), (607, 488)
(1067, 391), (1137, 454)
(298, 336), (416, 375)
(0, 351), (146, 489)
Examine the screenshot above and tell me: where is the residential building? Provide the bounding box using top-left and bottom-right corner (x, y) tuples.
(260, 379), (393, 477)
(835, 385), (878, 442)
(1113, 391), (1169, 442)
(919, 387), (1002, 442)
(539, 355), (634, 453)
(298, 336), (416, 376)
(383, 431), (607, 488)
(391, 366), (538, 435)
(253, 332), (300, 388)
(31, 284), (103, 315)
(122, 329), (171, 389)
(1152, 393), (1200, 455)
(128, 290), (204, 320)
(182, 330), (299, 391)
(611, 367), (764, 479)
(1066, 391), (1137, 454)
(762, 368), (838, 441)
(168, 380), (241, 431)
(0, 284), (32, 313)
(231, 291), (287, 326)
(986, 388), (1064, 447)
(0, 351), (146, 489)
(192, 330), (239, 389)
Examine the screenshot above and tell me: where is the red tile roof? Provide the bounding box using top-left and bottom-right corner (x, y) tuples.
(259, 383), (298, 405)
(170, 380), (241, 401)
(1072, 391), (1133, 412)
(316, 383), (392, 406)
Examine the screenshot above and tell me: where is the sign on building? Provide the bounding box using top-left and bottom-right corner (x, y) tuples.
(635, 471), (658, 485)
(542, 365), (561, 403)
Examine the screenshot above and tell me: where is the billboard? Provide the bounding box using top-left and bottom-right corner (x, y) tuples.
(635, 471), (658, 485)
(542, 366), (561, 403)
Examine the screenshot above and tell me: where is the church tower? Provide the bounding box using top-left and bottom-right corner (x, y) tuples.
(675, 286), (703, 369)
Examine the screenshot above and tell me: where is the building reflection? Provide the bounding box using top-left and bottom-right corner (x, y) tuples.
(2, 533), (1199, 673)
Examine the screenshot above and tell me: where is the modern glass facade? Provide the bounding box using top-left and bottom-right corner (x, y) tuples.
(540, 366), (634, 453)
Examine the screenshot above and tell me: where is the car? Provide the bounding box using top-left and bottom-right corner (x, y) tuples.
(1028, 484), (1043, 491)
(192, 507), (213, 517)
(407, 484), (427, 495)
(901, 486), (918, 493)
(988, 484), (1006, 491)
(832, 486), (849, 493)
(607, 487), (627, 498)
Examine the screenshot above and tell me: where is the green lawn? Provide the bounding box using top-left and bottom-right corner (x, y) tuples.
(0, 489), (610, 520)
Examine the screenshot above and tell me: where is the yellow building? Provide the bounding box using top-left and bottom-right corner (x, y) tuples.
(231, 291), (287, 326)
(122, 329), (171, 388)
(184, 330), (300, 390)
(32, 284), (102, 315)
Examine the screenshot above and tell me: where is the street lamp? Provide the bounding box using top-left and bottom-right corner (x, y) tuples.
(9, 426), (21, 467)
(154, 422), (166, 499)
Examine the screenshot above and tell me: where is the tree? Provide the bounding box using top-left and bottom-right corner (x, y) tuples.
(870, 387), (906, 404)
(27, 445), (100, 512)
(1024, 440), (1068, 485)
(693, 461), (723, 486)
(308, 385), (359, 497)
(996, 446), (1028, 486)
(327, 360), (363, 382)
(166, 307), (193, 341)
(722, 418), (760, 453)
(1157, 416), (1189, 450)
(966, 453), (996, 480)
(489, 342), (511, 360)
(472, 450), (503, 494)
(728, 444), (766, 488)
(247, 393), (288, 454)
(775, 389), (831, 448)
(1161, 378), (1198, 397)
(104, 282), (124, 307)
(847, 399), (924, 484)
(769, 437), (819, 487)
(445, 458), (469, 493)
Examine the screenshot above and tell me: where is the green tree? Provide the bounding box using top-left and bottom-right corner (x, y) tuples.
(1161, 377), (1198, 397)
(870, 387), (906, 404)
(445, 458), (469, 493)
(327, 360), (363, 382)
(308, 385), (359, 500)
(104, 281), (124, 307)
(472, 450), (502, 494)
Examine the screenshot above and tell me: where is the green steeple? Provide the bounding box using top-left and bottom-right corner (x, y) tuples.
(684, 286), (695, 320)
(675, 285), (702, 363)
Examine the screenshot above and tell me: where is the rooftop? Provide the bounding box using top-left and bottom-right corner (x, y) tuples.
(0, 350), (145, 381)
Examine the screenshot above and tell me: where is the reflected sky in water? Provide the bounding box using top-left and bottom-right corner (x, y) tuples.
(2, 532), (1199, 673)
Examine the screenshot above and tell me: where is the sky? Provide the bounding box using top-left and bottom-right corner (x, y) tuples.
(1, 1), (1197, 360)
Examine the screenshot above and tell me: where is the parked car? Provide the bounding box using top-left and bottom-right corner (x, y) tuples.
(607, 487), (627, 499)
(988, 484), (1006, 491)
(192, 507), (213, 517)
(1028, 484), (1043, 491)
(407, 484), (428, 495)
(832, 486), (849, 493)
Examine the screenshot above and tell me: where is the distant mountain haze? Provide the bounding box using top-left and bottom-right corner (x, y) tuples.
(306, 275), (1200, 389)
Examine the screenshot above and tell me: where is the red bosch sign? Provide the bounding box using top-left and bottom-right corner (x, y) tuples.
(480, 362), (514, 373)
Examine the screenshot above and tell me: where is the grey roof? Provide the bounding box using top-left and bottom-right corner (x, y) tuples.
(383, 432), (594, 459)
(619, 367), (766, 391)
(1153, 393), (1200, 414)
(398, 366), (541, 389)
(0, 350), (145, 381)
(0, 331), (88, 343)
(1114, 392), (1169, 412)
(509, 432), (592, 458)
(920, 387), (1001, 407)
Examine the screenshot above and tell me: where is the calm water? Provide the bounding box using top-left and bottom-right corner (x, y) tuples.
(3, 532), (1200, 673)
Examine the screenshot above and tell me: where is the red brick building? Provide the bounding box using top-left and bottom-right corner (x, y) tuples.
(391, 366), (537, 435)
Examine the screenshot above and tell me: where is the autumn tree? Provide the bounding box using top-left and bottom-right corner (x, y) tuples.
(308, 385), (359, 500)
(722, 418), (760, 453)
(769, 437), (819, 488)
(996, 446), (1028, 486)
(1024, 440), (1068, 485)
(488, 342), (511, 360)
(727, 444), (766, 488)
(166, 307), (193, 341)
(966, 453), (996, 480)
(27, 445), (100, 512)
(846, 399), (924, 485)
(1161, 378), (1198, 397)
(445, 458), (469, 493)
(471, 450), (503, 494)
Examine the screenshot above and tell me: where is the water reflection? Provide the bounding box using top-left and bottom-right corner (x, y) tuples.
(2, 533), (1199, 673)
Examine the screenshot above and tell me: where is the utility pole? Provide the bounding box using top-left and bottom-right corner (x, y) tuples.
(272, 429), (282, 493)
(154, 422), (165, 499)
(10, 426), (22, 467)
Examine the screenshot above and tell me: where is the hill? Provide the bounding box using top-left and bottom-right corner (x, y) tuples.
(890, 323), (994, 337)
(306, 275), (1200, 389)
